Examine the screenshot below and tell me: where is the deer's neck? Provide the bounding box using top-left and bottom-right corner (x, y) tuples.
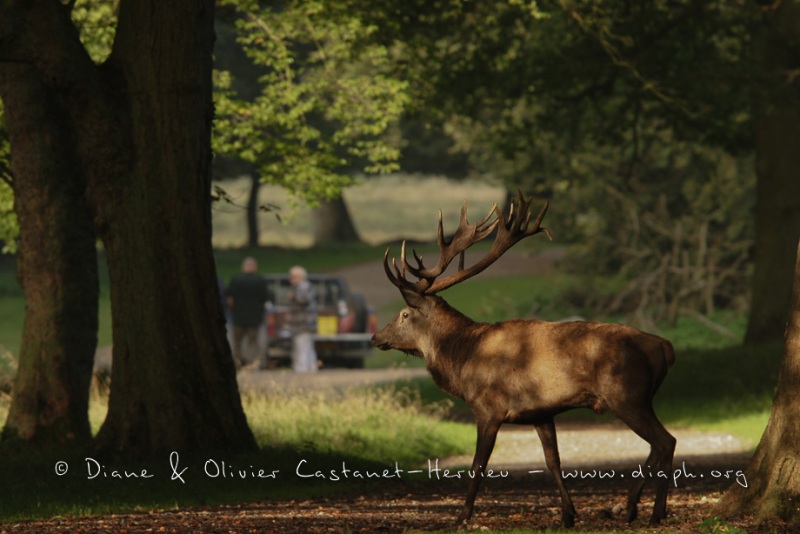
(423, 299), (483, 399)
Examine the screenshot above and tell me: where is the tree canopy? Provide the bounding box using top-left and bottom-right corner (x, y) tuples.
(213, 0), (408, 204)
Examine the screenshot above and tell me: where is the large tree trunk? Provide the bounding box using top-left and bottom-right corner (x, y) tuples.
(0, 64), (99, 449)
(744, 1), (800, 345)
(717, 238), (800, 522)
(312, 195), (361, 245)
(90, 0), (256, 456)
(0, 0), (257, 457)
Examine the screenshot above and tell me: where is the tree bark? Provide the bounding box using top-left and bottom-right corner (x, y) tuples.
(744, 0), (800, 345)
(0, 64), (99, 450)
(312, 195), (361, 245)
(718, 238), (800, 522)
(89, 0), (256, 456)
(0, 0), (257, 457)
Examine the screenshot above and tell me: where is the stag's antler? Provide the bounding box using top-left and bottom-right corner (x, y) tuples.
(384, 191), (552, 297)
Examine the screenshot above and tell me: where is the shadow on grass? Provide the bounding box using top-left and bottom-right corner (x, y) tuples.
(0, 445), (399, 523)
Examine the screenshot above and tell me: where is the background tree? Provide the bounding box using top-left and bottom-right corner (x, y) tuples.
(0, 0), (115, 449)
(213, 14), (264, 248)
(714, 1), (800, 523)
(717, 238), (800, 521)
(344, 0), (799, 342)
(0, 66), (99, 449)
(213, 0), (408, 246)
(743, 0), (800, 344)
(0, 0), (256, 456)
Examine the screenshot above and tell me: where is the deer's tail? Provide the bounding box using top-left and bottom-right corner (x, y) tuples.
(662, 339), (676, 368)
(649, 338), (675, 394)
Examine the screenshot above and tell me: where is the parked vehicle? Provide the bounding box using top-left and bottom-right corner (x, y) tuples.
(263, 274), (377, 369)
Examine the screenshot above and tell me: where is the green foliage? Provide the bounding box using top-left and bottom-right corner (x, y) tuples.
(560, 134), (755, 326)
(0, 161), (16, 255)
(0, 103), (16, 254)
(343, 0), (759, 324)
(70, 0), (117, 63)
(214, 0), (409, 203)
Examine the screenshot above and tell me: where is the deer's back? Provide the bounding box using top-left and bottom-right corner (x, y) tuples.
(458, 319), (674, 421)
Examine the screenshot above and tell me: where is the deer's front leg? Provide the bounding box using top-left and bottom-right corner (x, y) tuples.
(456, 418), (502, 526)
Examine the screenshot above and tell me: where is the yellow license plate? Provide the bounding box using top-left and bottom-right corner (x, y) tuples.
(317, 316), (338, 336)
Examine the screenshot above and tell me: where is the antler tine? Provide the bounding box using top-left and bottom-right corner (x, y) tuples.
(398, 241), (429, 281)
(399, 240), (409, 276)
(382, 247), (401, 288)
(384, 245), (425, 292)
(383, 194), (550, 299)
(425, 192), (552, 295)
(436, 209), (446, 248)
(522, 194), (551, 239)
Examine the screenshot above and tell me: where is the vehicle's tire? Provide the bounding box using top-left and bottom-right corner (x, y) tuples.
(351, 293), (368, 332)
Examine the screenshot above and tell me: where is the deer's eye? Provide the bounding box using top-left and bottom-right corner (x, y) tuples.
(402, 312), (409, 319)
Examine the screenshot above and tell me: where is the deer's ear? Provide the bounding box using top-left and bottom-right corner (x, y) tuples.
(400, 288), (428, 311)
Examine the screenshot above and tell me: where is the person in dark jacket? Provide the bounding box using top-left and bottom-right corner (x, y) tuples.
(226, 257), (268, 369)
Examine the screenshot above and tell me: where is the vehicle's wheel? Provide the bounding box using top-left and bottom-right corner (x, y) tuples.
(351, 293), (368, 332)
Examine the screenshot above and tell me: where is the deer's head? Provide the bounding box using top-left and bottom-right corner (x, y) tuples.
(372, 192), (552, 356)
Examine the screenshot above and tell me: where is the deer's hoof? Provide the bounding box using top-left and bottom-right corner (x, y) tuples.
(455, 511), (471, 528)
(648, 510), (666, 525)
(562, 509), (577, 528)
(626, 505), (638, 523)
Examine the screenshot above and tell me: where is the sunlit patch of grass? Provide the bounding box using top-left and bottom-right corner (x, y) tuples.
(242, 387), (473, 465)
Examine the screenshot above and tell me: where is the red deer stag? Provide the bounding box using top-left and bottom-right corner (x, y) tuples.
(372, 192), (676, 528)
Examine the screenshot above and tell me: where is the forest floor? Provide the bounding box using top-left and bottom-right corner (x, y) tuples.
(5, 459), (790, 533)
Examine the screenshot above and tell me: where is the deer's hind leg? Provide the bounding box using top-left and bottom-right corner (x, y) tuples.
(534, 417), (577, 528)
(615, 404), (676, 524)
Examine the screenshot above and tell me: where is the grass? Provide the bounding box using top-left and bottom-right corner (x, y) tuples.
(212, 174), (504, 248)
(244, 387), (473, 463)
(0, 386), (475, 522)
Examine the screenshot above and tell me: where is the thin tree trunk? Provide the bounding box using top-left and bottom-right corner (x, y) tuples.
(247, 173), (260, 247)
(0, 64), (98, 449)
(312, 195), (361, 245)
(717, 238), (800, 522)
